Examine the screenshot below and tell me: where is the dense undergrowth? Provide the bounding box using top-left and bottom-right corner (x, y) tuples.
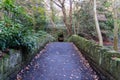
(0, 23), (53, 53)
(0, 0), (53, 54)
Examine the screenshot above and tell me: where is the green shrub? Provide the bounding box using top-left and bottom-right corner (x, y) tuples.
(0, 0), (52, 54)
(0, 21), (22, 50)
(0, 21), (54, 53)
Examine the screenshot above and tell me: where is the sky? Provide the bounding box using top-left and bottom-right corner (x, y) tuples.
(44, 0), (84, 17)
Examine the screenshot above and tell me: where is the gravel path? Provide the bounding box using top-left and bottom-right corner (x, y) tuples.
(15, 42), (99, 80)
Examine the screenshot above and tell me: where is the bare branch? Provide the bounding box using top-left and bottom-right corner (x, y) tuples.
(53, 1), (62, 8)
(43, 1), (50, 8)
(69, 0), (73, 25)
(62, 0), (65, 4)
(58, 0), (62, 4)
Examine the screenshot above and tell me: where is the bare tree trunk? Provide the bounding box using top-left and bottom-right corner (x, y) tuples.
(68, 0), (73, 35)
(77, 22), (80, 34)
(50, 0), (56, 32)
(94, 0), (103, 46)
(61, 4), (71, 35)
(73, 0), (80, 34)
(44, 0), (57, 32)
(113, 0), (118, 51)
(73, 1), (76, 34)
(53, 0), (73, 36)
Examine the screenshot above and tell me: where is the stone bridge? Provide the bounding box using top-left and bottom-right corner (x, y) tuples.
(0, 35), (120, 80)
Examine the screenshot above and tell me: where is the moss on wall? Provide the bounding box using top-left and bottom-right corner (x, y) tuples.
(0, 35), (55, 80)
(68, 35), (120, 80)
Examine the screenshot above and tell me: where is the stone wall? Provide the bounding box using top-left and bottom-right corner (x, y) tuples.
(68, 35), (120, 80)
(0, 35), (55, 80)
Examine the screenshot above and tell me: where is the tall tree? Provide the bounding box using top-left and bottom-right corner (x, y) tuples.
(113, 0), (119, 51)
(53, 0), (73, 36)
(73, 0), (80, 34)
(16, 0), (46, 30)
(94, 0), (103, 46)
(44, 0), (57, 31)
(50, 0), (57, 30)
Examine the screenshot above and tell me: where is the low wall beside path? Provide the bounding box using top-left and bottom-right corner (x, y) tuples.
(68, 35), (120, 80)
(0, 35), (55, 80)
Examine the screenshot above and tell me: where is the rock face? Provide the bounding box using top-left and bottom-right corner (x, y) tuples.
(0, 35), (55, 80)
(0, 49), (22, 80)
